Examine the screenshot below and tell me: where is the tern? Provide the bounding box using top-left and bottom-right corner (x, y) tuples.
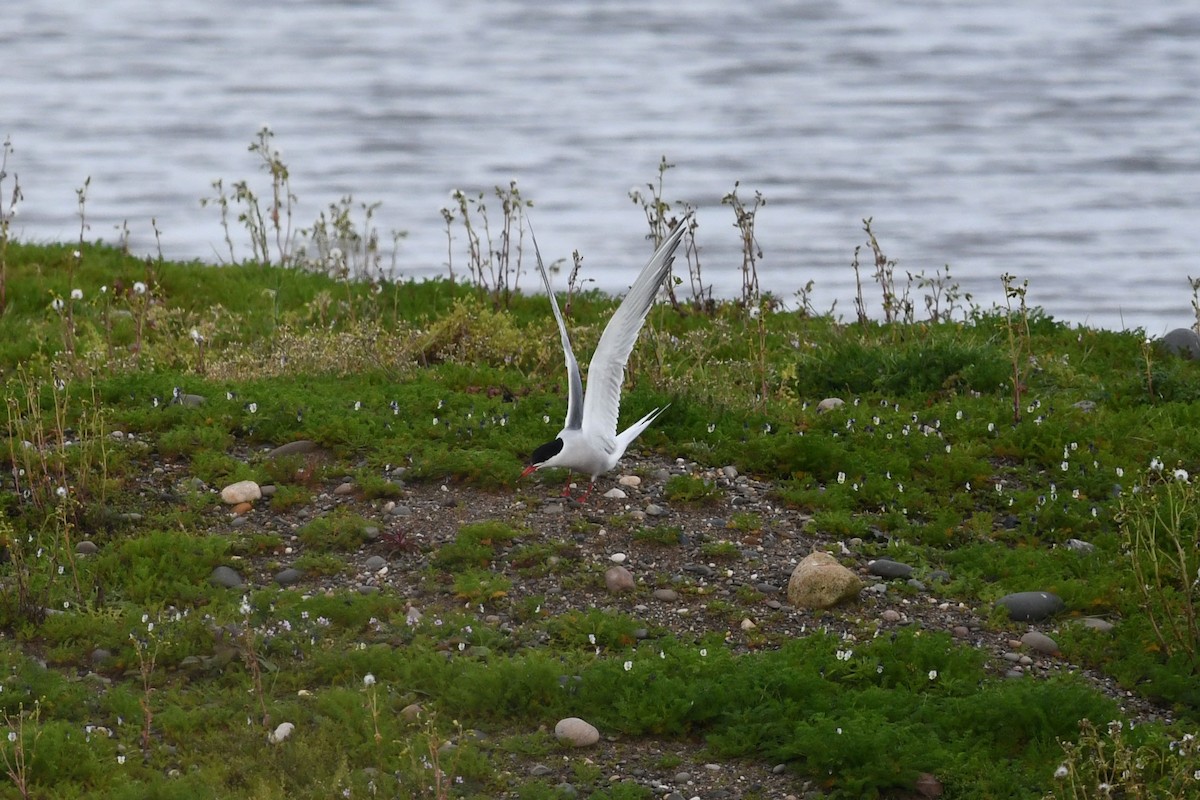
(522, 218), (689, 501)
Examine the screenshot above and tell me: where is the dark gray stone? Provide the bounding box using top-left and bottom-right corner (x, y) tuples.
(208, 565), (244, 589)
(75, 540), (99, 555)
(868, 558), (914, 579)
(996, 591), (1064, 621)
(274, 568), (304, 586)
(364, 555), (387, 571)
(1162, 328), (1200, 359)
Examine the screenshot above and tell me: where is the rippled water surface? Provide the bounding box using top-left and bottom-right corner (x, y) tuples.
(4, 0), (1200, 331)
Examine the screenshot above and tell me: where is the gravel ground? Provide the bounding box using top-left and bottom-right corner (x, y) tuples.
(175, 445), (1170, 799)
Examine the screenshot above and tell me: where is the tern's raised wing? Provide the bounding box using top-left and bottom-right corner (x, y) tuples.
(530, 226), (584, 431)
(581, 219), (688, 439)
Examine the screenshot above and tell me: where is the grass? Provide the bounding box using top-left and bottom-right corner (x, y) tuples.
(2, 187), (1200, 797)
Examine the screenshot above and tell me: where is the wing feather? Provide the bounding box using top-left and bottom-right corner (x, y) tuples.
(530, 226), (584, 430)
(581, 219), (688, 439)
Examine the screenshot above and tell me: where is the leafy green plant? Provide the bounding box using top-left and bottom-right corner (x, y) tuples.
(663, 474), (720, 505)
(632, 524), (683, 546)
(1118, 476), (1200, 669)
(432, 520), (522, 571)
(298, 509), (375, 552)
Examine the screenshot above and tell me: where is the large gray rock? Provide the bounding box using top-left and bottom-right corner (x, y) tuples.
(554, 717), (600, 747)
(1162, 328), (1200, 360)
(209, 566), (244, 589)
(996, 591), (1064, 621)
(787, 552), (863, 609)
(868, 558), (913, 579)
(265, 440), (320, 459)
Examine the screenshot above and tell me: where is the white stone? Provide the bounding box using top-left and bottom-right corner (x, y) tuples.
(268, 722), (294, 744)
(554, 717), (600, 747)
(610, 552), (627, 564)
(220, 480), (262, 505)
(816, 397), (845, 414)
(604, 488), (627, 499)
(618, 475), (642, 487)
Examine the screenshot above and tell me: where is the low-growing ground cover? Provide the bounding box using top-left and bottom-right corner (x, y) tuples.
(0, 236), (1199, 799)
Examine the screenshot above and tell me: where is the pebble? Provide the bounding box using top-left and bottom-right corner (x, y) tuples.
(721, 465), (738, 480)
(645, 503), (666, 517)
(530, 765), (554, 777)
(610, 552), (627, 564)
(333, 482), (356, 496)
(75, 540), (99, 555)
(400, 703), (423, 722)
(259, 484), (277, 497)
(604, 566), (635, 594)
(653, 588), (679, 602)
(176, 393), (206, 407)
(208, 566), (244, 589)
(554, 717), (600, 747)
(603, 488), (627, 499)
(220, 480), (262, 505)
(365, 555), (387, 572)
(1064, 538), (1096, 554)
(90, 648), (112, 664)
(362, 526), (380, 541)
(274, 568), (304, 586)
(995, 591), (1064, 622)
(543, 503), (565, 516)
(618, 475), (642, 488)
(952, 626), (970, 639)
(1020, 631), (1060, 655)
(868, 559), (914, 579)
(231, 501), (253, 516)
(881, 609), (902, 623)
(389, 505), (413, 517)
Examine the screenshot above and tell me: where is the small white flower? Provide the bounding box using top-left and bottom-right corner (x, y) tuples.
(1174, 468), (1189, 482)
(1054, 764), (1068, 779)
(1115, 466), (1124, 478)
(836, 472), (846, 485)
(70, 288), (83, 300)
(928, 670), (938, 680)
(100, 285), (108, 294)
(133, 281), (147, 295)
(1150, 457), (1164, 472)
(623, 661), (632, 672)
(56, 486), (67, 498)
(700, 648), (707, 657)
(588, 634), (596, 646)
(72, 249), (81, 259)
(1061, 461), (1069, 472)
(51, 297), (64, 312)
(190, 328), (204, 344)
(117, 755), (126, 765)
(6, 731), (15, 742)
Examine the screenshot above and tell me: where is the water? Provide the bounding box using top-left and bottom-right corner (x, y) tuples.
(4, 0), (1199, 332)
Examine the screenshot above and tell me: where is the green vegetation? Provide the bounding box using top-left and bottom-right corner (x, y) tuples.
(1, 146), (1200, 797)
